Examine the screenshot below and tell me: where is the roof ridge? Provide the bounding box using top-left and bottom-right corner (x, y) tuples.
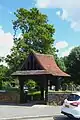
(34, 52), (53, 57)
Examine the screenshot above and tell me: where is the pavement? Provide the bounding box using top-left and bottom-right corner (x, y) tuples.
(0, 103), (61, 120)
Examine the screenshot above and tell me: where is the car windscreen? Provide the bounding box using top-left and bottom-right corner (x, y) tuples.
(67, 94), (80, 101)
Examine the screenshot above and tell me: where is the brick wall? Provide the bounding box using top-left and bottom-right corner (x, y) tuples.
(0, 91), (20, 104)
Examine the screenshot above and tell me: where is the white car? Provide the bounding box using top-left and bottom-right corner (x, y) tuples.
(61, 92), (80, 119)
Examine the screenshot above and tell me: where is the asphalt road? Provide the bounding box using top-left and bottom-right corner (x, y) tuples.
(0, 104), (73, 120)
(21, 115), (71, 120)
(0, 105), (61, 119)
(54, 115), (72, 120)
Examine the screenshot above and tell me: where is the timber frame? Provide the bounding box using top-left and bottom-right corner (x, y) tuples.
(12, 52), (70, 104)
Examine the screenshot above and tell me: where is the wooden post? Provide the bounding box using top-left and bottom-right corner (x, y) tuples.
(40, 87), (44, 100)
(40, 77), (44, 101)
(19, 77), (25, 103)
(50, 80), (52, 90)
(55, 77), (60, 91)
(45, 76), (48, 104)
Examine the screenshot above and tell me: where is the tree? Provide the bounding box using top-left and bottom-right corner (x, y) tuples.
(66, 46), (80, 84)
(55, 56), (67, 72)
(5, 8), (56, 72)
(0, 65), (8, 89)
(26, 80), (37, 91)
(0, 57), (5, 63)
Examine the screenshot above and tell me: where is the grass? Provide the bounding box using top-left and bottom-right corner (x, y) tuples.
(28, 90), (72, 95)
(48, 90), (72, 93)
(28, 91), (40, 95)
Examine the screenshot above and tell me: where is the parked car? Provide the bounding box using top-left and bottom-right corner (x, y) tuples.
(61, 92), (80, 119)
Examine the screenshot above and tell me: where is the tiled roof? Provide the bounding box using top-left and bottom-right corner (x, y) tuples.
(34, 52), (70, 77)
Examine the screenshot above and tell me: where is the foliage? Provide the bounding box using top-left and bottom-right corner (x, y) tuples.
(0, 64), (18, 89)
(26, 80), (37, 91)
(0, 65), (9, 89)
(28, 91), (41, 101)
(0, 57), (5, 62)
(55, 56), (66, 71)
(5, 8), (56, 72)
(0, 65), (8, 81)
(65, 46), (80, 84)
(2, 81), (12, 89)
(28, 91), (40, 95)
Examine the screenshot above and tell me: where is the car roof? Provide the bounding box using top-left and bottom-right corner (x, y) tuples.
(72, 92), (80, 96)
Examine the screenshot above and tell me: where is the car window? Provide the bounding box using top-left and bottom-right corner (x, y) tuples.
(67, 94), (80, 101)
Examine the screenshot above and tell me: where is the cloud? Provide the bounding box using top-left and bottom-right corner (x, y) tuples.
(55, 41), (68, 50)
(35, 0), (53, 8)
(35, 0), (80, 9)
(0, 26), (2, 29)
(35, 0), (80, 31)
(56, 11), (61, 16)
(0, 27), (13, 57)
(56, 9), (69, 21)
(70, 21), (80, 31)
(55, 41), (74, 57)
(61, 46), (74, 57)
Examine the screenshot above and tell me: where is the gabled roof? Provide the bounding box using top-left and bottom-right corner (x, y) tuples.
(12, 52), (70, 77)
(33, 52), (70, 77)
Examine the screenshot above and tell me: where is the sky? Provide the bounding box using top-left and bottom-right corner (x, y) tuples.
(0, 0), (80, 59)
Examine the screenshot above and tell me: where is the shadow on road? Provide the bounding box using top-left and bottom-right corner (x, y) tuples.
(53, 115), (75, 120)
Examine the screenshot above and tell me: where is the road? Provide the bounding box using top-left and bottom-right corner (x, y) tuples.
(21, 116), (71, 120)
(0, 104), (72, 120)
(21, 116), (72, 120)
(54, 115), (71, 120)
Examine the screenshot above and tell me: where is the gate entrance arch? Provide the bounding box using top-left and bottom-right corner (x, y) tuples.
(12, 52), (70, 104)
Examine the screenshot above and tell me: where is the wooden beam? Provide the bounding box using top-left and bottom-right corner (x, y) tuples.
(19, 77), (25, 103)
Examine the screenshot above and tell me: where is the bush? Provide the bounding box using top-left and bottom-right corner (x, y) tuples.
(26, 80), (37, 91)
